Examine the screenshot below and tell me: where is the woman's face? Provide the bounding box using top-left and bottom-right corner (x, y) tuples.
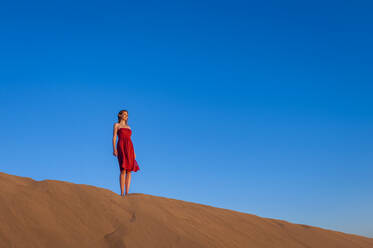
(122, 112), (128, 121)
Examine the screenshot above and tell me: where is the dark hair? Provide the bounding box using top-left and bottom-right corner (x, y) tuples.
(117, 110), (128, 125)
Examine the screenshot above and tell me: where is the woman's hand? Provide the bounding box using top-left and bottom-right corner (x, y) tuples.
(113, 149), (118, 157)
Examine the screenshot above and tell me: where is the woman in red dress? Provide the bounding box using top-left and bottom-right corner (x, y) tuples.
(112, 109), (140, 196)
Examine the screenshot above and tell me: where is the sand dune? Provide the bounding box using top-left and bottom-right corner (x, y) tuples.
(0, 172), (372, 248)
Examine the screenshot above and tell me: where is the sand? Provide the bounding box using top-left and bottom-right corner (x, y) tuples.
(0, 171), (372, 248)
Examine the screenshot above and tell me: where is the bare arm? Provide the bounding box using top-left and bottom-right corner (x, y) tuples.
(112, 123), (118, 154)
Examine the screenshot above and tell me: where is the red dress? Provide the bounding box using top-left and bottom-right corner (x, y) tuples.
(117, 127), (140, 172)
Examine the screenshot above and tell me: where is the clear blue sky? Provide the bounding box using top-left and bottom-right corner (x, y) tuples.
(0, 0), (372, 238)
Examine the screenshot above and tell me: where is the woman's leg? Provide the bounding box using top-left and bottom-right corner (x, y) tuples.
(125, 170), (132, 195)
(120, 170), (125, 196)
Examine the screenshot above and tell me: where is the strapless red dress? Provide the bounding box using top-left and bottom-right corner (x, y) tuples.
(117, 127), (140, 172)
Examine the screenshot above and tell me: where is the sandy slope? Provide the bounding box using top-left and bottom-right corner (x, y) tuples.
(0, 172), (372, 248)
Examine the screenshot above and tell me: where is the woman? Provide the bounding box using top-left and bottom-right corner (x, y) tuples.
(113, 109), (140, 196)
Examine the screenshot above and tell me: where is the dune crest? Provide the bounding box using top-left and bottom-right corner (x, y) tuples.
(0, 172), (372, 248)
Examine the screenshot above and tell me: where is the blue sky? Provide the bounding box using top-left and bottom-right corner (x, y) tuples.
(0, 0), (372, 238)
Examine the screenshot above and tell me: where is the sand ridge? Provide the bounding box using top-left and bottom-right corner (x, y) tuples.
(0, 172), (372, 248)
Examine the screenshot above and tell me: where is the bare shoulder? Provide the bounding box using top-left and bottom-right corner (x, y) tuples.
(113, 123), (119, 129)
